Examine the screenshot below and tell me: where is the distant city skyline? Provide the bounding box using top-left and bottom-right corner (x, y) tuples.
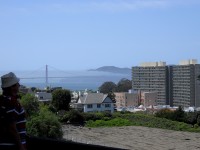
(0, 0), (200, 71)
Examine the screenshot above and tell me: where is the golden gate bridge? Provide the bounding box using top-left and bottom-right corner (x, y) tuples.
(19, 65), (77, 87)
(13, 65), (129, 90)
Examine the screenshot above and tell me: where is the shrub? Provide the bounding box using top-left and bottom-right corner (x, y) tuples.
(155, 106), (186, 123)
(185, 112), (197, 125)
(26, 106), (63, 139)
(86, 118), (132, 127)
(194, 124), (199, 129)
(155, 108), (173, 119)
(59, 109), (85, 124)
(83, 112), (103, 121)
(20, 93), (40, 117)
(171, 106), (186, 122)
(197, 115), (200, 126)
(68, 109), (85, 124)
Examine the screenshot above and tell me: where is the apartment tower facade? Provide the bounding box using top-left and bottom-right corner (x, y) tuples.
(169, 60), (200, 107)
(132, 59), (200, 107)
(132, 61), (169, 105)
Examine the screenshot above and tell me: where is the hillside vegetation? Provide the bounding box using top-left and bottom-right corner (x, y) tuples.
(60, 110), (200, 133)
(85, 112), (200, 132)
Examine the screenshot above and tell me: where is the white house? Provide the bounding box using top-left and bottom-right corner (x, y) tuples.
(35, 92), (52, 103)
(74, 93), (114, 113)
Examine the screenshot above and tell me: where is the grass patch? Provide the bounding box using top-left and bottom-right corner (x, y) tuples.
(86, 118), (132, 127)
(85, 112), (200, 132)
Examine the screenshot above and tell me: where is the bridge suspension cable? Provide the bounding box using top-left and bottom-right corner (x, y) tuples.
(19, 65), (79, 87)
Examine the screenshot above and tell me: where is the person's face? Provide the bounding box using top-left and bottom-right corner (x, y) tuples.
(11, 82), (20, 96)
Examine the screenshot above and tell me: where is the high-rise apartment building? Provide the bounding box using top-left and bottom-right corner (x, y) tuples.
(169, 60), (200, 107)
(132, 59), (200, 107)
(132, 61), (169, 105)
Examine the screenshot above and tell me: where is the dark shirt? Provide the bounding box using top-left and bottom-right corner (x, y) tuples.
(0, 95), (27, 146)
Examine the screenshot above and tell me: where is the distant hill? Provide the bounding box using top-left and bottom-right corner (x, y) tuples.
(88, 66), (131, 75)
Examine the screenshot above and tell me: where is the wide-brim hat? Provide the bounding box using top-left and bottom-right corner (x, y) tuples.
(1, 72), (20, 88)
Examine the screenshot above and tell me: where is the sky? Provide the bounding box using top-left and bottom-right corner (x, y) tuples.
(0, 0), (200, 71)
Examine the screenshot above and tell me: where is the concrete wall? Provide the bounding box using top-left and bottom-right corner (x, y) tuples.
(141, 92), (157, 107)
(114, 92), (138, 108)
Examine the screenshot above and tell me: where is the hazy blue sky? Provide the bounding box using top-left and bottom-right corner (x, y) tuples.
(0, 0), (200, 71)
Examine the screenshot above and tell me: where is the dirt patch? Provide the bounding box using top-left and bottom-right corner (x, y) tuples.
(62, 125), (200, 150)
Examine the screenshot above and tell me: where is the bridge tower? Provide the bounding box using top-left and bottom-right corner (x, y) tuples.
(46, 64), (48, 87)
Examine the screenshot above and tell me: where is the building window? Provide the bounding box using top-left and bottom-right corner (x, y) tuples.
(105, 104), (111, 108)
(87, 104), (93, 108)
(97, 104), (101, 108)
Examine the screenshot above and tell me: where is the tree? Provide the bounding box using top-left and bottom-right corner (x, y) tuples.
(116, 78), (132, 92)
(108, 92), (116, 103)
(26, 105), (63, 139)
(30, 87), (37, 92)
(20, 93), (40, 117)
(98, 81), (117, 94)
(51, 89), (71, 111)
(171, 106), (186, 122)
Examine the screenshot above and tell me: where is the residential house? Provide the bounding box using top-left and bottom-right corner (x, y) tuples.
(74, 93), (114, 113)
(35, 92), (52, 103)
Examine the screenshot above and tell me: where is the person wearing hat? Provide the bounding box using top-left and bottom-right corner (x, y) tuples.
(0, 72), (27, 150)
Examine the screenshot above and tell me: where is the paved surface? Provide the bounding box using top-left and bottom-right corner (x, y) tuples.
(62, 125), (200, 150)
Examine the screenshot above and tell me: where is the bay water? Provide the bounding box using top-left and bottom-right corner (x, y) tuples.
(0, 70), (131, 91)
